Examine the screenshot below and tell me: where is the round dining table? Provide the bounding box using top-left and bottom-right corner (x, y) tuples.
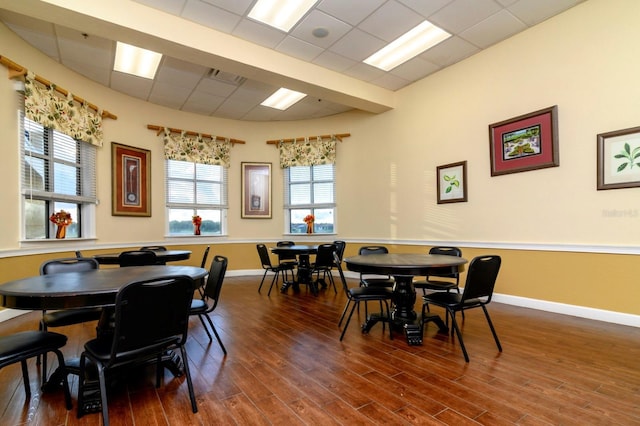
(270, 245), (318, 293)
(344, 253), (467, 339)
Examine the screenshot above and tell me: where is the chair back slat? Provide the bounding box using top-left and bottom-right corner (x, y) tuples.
(461, 255), (501, 302)
(118, 250), (158, 267)
(256, 244), (273, 268)
(110, 275), (195, 360)
(202, 255), (228, 304)
(427, 246), (462, 279)
(40, 257), (99, 275)
(200, 246), (211, 269)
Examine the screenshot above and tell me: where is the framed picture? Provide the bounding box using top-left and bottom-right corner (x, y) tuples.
(597, 125), (640, 190)
(241, 162), (271, 218)
(437, 161), (468, 204)
(489, 105), (559, 176)
(111, 142), (151, 216)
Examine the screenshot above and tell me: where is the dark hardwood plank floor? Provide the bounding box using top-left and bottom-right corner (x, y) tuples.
(1, 274), (639, 425)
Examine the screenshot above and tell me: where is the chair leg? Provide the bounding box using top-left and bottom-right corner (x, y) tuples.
(327, 271), (337, 294)
(180, 346), (198, 413)
(52, 349), (72, 410)
(198, 315), (213, 341)
(258, 271), (269, 293)
(96, 363), (110, 426)
(203, 314), (227, 355)
(340, 302), (359, 341)
(20, 360), (30, 397)
(481, 305), (502, 352)
(384, 300), (392, 340)
(448, 308), (469, 362)
(267, 271), (280, 296)
(338, 300), (351, 326)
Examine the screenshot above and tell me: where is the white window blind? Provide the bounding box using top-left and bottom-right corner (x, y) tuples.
(284, 164), (335, 234)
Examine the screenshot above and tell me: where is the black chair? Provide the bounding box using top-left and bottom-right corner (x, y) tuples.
(196, 245), (211, 295)
(256, 244), (296, 296)
(333, 253), (393, 341)
(118, 250), (158, 267)
(333, 240), (347, 262)
(276, 241), (298, 283)
(310, 243), (338, 294)
(0, 331), (72, 409)
(357, 246), (395, 288)
(421, 255), (502, 362)
(39, 257), (102, 383)
(77, 275), (198, 424)
(190, 255), (228, 354)
(414, 246), (462, 294)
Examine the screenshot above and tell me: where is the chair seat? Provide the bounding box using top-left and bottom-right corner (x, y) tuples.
(349, 286), (393, 300)
(42, 308), (103, 328)
(0, 331), (67, 364)
(362, 277), (395, 287)
(190, 299), (209, 313)
(413, 279), (457, 291)
(423, 291), (485, 308)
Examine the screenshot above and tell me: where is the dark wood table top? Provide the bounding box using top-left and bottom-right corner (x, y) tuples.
(270, 245), (318, 255)
(93, 250), (191, 265)
(0, 265), (207, 310)
(344, 253), (467, 277)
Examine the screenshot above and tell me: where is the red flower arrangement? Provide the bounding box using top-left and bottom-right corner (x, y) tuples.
(303, 214), (314, 224)
(49, 210), (72, 226)
(192, 215), (202, 226)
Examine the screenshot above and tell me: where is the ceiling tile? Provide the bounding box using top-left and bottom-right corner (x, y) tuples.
(200, 0), (253, 16)
(232, 18), (287, 49)
(312, 50), (357, 72)
(195, 77), (238, 97)
(290, 9), (352, 49)
(371, 73), (411, 90)
(397, 0), (454, 17)
(317, 0), (386, 26)
(181, 0), (242, 33)
(342, 62), (385, 82)
(460, 9), (527, 49)
(419, 35), (479, 67)
(154, 57), (207, 90)
(429, 0), (502, 34)
(276, 36), (324, 61)
(110, 71), (154, 100)
(0, 11), (59, 60)
(148, 82), (191, 108)
(358, 0), (425, 42)
(328, 28), (385, 62)
(390, 56), (440, 82)
(133, 0), (187, 15)
(182, 91), (226, 115)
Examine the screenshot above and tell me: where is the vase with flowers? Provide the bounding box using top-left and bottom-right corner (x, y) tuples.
(192, 215), (202, 235)
(303, 214), (315, 234)
(50, 210), (72, 239)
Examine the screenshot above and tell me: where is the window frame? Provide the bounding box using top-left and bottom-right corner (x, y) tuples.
(20, 115), (97, 241)
(284, 163), (336, 235)
(165, 159), (228, 236)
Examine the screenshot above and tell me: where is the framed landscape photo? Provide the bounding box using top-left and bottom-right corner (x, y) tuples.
(111, 142), (151, 216)
(489, 105), (559, 176)
(597, 125), (640, 190)
(241, 162), (271, 218)
(437, 161), (468, 204)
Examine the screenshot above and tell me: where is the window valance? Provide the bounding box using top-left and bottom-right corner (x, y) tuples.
(278, 136), (339, 168)
(162, 128), (232, 168)
(24, 72), (104, 146)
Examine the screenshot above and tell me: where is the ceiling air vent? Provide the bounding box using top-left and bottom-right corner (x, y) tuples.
(207, 68), (246, 86)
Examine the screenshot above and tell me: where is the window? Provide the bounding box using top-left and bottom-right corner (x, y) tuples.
(21, 117), (97, 240)
(166, 159), (227, 235)
(284, 164), (335, 234)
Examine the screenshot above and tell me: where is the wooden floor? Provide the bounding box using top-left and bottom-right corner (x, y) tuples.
(1, 274), (640, 425)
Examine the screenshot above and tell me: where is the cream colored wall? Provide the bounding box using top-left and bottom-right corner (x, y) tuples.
(1, 0), (639, 317)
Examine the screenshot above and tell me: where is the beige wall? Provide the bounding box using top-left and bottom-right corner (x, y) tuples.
(1, 0), (639, 317)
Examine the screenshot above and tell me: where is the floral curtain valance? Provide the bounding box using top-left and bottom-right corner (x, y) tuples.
(162, 128), (231, 167)
(24, 72), (103, 146)
(278, 136), (337, 168)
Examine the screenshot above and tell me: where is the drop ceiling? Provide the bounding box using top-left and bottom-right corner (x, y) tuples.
(0, 0), (585, 121)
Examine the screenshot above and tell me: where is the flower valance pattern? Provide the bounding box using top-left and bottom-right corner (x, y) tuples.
(162, 128), (231, 167)
(24, 72), (103, 146)
(278, 136), (337, 168)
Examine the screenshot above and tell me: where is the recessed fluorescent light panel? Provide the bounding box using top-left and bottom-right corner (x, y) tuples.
(248, 0), (317, 32)
(114, 42), (162, 79)
(261, 88), (307, 110)
(364, 21), (451, 71)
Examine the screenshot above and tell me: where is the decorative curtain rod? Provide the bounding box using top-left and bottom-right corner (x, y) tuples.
(147, 124), (245, 145)
(0, 55), (117, 120)
(266, 133), (350, 145)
